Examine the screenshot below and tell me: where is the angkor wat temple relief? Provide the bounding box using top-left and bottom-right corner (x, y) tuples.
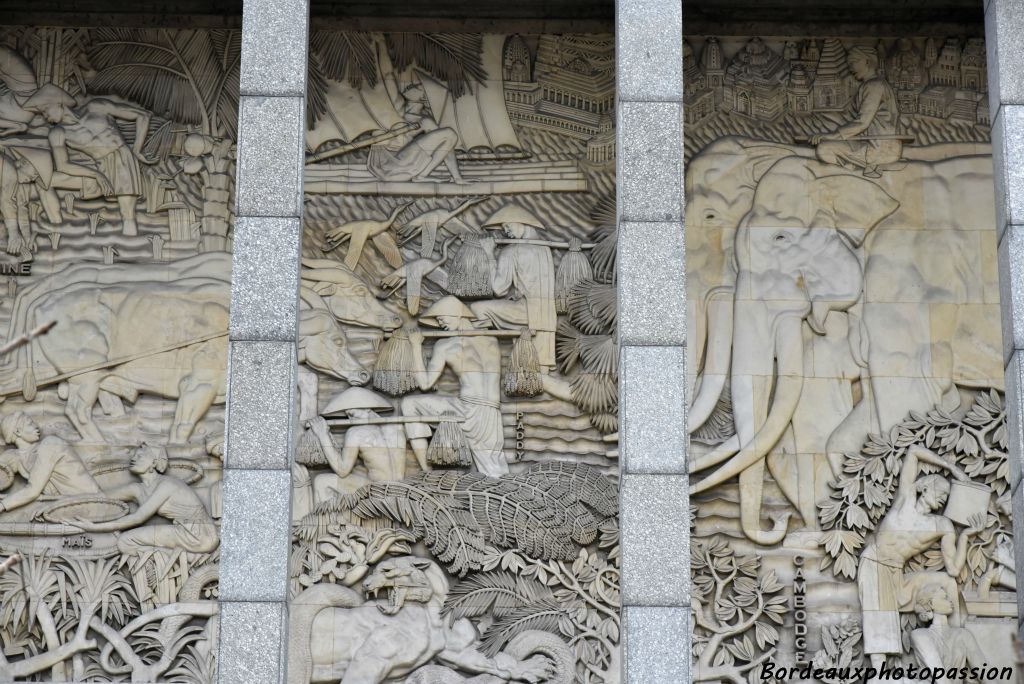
(686, 34), (1014, 681)
(289, 32), (619, 684)
(0, 27), (233, 681)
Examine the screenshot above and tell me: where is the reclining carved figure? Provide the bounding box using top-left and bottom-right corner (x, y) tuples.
(287, 556), (567, 684)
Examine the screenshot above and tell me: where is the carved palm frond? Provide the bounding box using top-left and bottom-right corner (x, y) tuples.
(87, 28), (240, 137)
(341, 481), (488, 576)
(306, 32), (377, 129)
(571, 372), (618, 414)
(311, 31), (377, 87)
(556, 323), (617, 375)
(386, 33), (486, 99)
(479, 599), (567, 657)
(412, 471), (582, 559)
(568, 280), (616, 335)
(443, 572), (554, 623)
(588, 199), (617, 283)
(520, 462), (619, 519)
(338, 465), (618, 574)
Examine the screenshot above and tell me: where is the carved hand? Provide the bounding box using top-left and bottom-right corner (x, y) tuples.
(479, 235), (496, 257)
(408, 327), (425, 346)
(94, 172), (114, 196)
(511, 655), (556, 683)
(133, 150), (158, 165)
(306, 416), (330, 438)
(964, 513), (988, 536)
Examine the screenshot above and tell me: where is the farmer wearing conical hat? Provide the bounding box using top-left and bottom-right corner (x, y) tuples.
(471, 204), (557, 370)
(23, 83), (155, 236)
(306, 388), (409, 499)
(401, 296), (509, 477)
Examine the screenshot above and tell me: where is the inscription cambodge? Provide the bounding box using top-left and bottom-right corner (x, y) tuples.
(291, 32), (619, 684)
(0, 27), (233, 681)
(686, 34), (1014, 680)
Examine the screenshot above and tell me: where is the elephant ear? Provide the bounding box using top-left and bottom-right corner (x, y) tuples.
(810, 174), (899, 246)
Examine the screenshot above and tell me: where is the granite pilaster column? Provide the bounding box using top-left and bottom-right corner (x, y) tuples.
(218, 1), (309, 682)
(989, 0), (1024, 641)
(616, 1), (691, 681)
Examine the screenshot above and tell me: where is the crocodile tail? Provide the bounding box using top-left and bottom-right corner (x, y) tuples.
(287, 583), (363, 684)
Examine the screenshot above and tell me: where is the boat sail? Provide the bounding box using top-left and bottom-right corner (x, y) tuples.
(305, 78), (406, 153)
(306, 34), (522, 157)
(416, 35), (523, 156)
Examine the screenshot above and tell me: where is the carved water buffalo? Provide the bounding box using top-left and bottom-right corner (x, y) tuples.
(688, 141), (1001, 545)
(2, 254), (372, 443)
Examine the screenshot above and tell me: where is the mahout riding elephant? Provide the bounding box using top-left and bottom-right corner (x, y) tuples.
(688, 144), (1001, 545)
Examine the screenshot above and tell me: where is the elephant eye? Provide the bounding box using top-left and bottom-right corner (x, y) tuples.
(773, 233), (788, 243)
(704, 211), (717, 220)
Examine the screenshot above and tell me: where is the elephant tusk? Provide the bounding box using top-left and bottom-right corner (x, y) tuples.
(689, 289), (734, 433)
(690, 314), (805, 495)
(689, 434), (740, 473)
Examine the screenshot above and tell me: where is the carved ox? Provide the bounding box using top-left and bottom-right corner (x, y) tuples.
(2, 254), (373, 444)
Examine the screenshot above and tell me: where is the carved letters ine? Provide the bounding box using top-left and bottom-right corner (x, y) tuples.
(686, 35), (1015, 680)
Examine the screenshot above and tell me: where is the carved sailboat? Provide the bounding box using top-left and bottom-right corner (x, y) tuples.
(305, 35), (586, 196)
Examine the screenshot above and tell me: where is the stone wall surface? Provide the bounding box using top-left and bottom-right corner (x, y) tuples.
(3, 3), (1024, 684)
(685, 31), (1019, 683)
(0, 24), (236, 682)
(284, 29), (621, 684)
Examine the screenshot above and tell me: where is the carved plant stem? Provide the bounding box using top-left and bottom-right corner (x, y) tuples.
(89, 617), (144, 677)
(541, 560), (619, 624)
(35, 602), (68, 681)
(2, 605), (97, 680)
(96, 602), (219, 679)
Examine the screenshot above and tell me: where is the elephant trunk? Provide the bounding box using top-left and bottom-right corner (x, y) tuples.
(689, 287), (734, 433)
(690, 312), (805, 545)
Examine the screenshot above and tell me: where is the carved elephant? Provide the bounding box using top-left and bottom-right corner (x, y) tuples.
(688, 146), (1002, 545)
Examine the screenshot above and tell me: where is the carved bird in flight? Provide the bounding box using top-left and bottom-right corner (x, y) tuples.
(379, 237), (455, 315)
(399, 197), (485, 257)
(324, 202), (412, 270)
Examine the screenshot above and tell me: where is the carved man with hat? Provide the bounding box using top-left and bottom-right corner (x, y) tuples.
(401, 295), (509, 477)
(471, 204), (557, 370)
(23, 83), (154, 236)
(306, 387), (409, 500)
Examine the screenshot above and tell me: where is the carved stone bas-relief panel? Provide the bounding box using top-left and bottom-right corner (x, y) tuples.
(0, 26), (233, 681)
(291, 32), (619, 684)
(686, 35), (1015, 681)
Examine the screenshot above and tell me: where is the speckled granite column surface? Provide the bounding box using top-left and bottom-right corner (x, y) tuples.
(989, 0), (1024, 640)
(616, 0), (691, 681)
(218, 1), (309, 682)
